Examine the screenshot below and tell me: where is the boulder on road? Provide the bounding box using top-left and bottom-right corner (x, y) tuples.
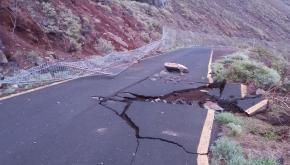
(164, 62), (189, 73)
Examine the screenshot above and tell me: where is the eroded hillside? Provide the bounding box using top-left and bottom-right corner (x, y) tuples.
(1, 0), (290, 72)
(0, 0), (163, 69)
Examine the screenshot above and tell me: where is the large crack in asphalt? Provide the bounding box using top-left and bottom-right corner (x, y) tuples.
(98, 101), (140, 164)
(94, 85), (219, 155)
(108, 84), (243, 112)
(99, 100), (201, 165)
(99, 98), (205, 158)
(92, 81), (261, 163)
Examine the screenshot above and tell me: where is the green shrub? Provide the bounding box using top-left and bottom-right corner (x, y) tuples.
(26, 51), (44, 66)
(95, 38), (115, 53)
(248, 154), (279, 165)
(228, 155), (247, 165)
(211, 63), (225, 82)
(225, 60), (280, 87)
(41, 1), (57, 17)
(263, 131), (278, 141)
(227, 123), (243, 136)
(140, 31), (151, 43)
(210, 138), (278, 165)
(211, 53), (249, 82)
(250, 47), (288, 75)
(216, 113), (243, 125)
(211, 138), (245, 163)
(39, 2), (82, 52)
(282, 78), (290, 91)
(212, 52), (281, 88)
(248, 123), (278, 141)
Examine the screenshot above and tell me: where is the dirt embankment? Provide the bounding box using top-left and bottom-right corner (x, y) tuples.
(0, 0), (162, 71)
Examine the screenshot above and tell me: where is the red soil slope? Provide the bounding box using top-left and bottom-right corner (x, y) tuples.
(0, 0), (161, 69)
(1, 0), (290, 71)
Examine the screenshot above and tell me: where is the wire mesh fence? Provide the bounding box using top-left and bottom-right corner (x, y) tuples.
(1, 27), (289, 85)
(0, 28), (168, 85)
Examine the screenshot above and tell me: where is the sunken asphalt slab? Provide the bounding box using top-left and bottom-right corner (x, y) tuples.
(127, 102), (207, 154)
(0, 48), (212, 165)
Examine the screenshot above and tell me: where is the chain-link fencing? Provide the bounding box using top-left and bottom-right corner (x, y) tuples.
(1, 27), (289, 85)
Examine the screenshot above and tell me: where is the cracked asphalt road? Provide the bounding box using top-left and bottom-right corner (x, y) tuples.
(0, 48), (213, 165)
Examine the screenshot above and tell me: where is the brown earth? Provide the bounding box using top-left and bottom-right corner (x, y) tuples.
(210, 48), (290, 164)
(0, 0), (161, 69)
(219, 115), (290, 164)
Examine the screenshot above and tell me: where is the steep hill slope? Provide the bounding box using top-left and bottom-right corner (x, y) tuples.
(0, 0), (162, 69)
(0, 0), (290, 72)
(168, 0), (290, 40)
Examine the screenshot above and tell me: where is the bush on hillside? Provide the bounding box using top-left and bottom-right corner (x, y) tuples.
(211, 52), (281, 88)
(216, 112), (243, 125)
(227, 123), (243, 136)
(250, 47), (288, 75)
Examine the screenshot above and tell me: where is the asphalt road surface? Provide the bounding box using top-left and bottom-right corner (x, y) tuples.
(0, 48), (213, 165)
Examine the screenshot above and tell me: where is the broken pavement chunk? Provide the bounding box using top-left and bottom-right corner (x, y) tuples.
(244, 99), (269, 116)
(116, 92), (136, 99)
(221, 83), (244, 100)
(207, 88), (221, 98)
(237, 97), (268, 115)
(127, 102), (208, 153)
(164, 62), (189, 73)
(208, 83), (247, 100)
(203, 101), (224, 112)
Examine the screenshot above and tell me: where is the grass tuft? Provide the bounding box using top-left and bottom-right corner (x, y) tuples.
(216, 112), (243, 125)
(248, 154), (279, 165)
(95, 38), (115, 54)
(210, 138), (279, 165)
(211, 138), (245, 163)
(250, 128), (278, 141)
(227, 123), (243, 136)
